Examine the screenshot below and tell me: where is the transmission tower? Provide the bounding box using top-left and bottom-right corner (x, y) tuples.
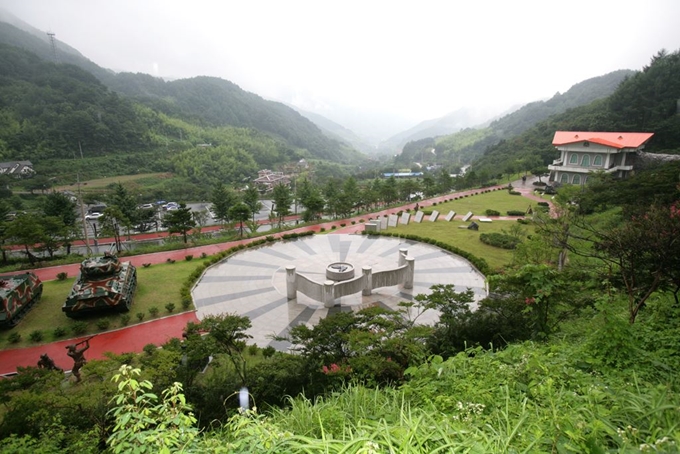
(46, 31), (58, 62)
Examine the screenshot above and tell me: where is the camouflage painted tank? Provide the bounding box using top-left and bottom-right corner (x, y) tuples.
(62, 254), (137, 318)
(0, 272), (43, 328)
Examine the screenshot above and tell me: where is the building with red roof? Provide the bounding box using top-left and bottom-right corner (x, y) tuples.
(548, 131), (654, 184)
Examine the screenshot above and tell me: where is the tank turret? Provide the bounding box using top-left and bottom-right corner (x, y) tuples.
(62, 253), (137, 318)
(0, 272), (43, 328)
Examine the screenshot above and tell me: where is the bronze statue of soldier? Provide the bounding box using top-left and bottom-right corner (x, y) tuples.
(65, 338), (91, 382)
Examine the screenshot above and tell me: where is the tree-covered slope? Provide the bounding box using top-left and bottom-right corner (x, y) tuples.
(0, 43), (152, 161)
(0, 20), (365, 166)
(400, 70), (635, 171)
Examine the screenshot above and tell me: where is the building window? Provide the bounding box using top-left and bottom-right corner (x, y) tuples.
(572, 174), (581, 185)
(581, 155), (590, 167)
(569, 154), (578, 165)
(560, 173), (569, 184)
(593, 155), (602, 166)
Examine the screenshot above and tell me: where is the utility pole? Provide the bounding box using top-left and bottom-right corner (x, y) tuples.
(75, 142), (91, 255)
(46, 32), (58, 62)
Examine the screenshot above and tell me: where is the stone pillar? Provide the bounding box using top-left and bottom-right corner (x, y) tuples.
(404, 257), (415, 289)
(286, 265), (297, 300)
(323, 280), (335, 308)
(362, 266), (372, 296)
(398, 248), (408, 266)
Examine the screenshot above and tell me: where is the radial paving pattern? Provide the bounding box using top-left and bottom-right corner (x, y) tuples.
(192, 235), (487, 351)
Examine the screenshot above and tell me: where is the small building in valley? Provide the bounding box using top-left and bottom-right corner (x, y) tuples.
(548, 131), (654, 185)
(0, 161), (35, 177)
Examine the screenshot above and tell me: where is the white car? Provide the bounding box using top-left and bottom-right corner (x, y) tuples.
(85, 212), (104, 221)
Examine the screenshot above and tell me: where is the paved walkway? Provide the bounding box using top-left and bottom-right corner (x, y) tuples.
(1, 178), (551, 374)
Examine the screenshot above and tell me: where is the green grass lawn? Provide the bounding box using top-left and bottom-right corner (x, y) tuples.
(0, 258), (209, 349)
(420, 189), (540, 215)
(389, 218), (531, 270)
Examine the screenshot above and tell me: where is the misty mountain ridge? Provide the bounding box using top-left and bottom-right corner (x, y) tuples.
(0, 16), (365, 166)
(284, 105), (377, 154)
(381, 105), (520, 152)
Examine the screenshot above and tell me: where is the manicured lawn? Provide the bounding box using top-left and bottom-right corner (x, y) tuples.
(54, 172), (171, 193)
(420, 189), (541, 215)
(0, 258), (208, 349)
(389, 218), (532, 270)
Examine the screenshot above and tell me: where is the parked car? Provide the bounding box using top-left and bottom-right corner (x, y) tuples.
(85, 212), (104, 221)
(139, 203), (154, 210)
(163, 202), (179, 210)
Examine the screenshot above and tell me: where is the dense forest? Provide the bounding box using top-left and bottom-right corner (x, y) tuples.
(0, 21), (366, 188)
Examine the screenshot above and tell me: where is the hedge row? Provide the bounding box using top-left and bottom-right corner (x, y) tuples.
(362, 231), (491, 275)
(479, 232), (520, 250)
(506, 210), (526, 216)
(179, 230), (316, 306)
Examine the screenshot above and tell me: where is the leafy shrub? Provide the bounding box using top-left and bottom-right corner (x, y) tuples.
(359, 219), (365, 223)
(166, 258), (176, 264)
(479, 232), (521, 249)
(143, 343), (157, 355)
(96, 319), (110, 331)
(149, 306), (159, 318)
(266, 235), (276, 242)
(165, 302), (176, 313)
(351, 221), (356, 225)
(8, 331), (21, 343)
(262, 346), (276, 359)
(340, 223), (346, 227)
(537, 201), (549, 206)
(53, 326), (67, 338)
(136, 312), (145, 322)
(248, 344), (259, 356)
(320, 227), (326, 232)
(331, 226), (337, 230)
(185, 255), (193, 261)
(29, 330), (43, 342)
(517, 218), (531, 225)
(200, 252), (208, 258)
(533, 181), (547, 186)
(120, 313), (131, 326)
(181, 297), (192, 310)
(56, 272), (68, 281)
(509, 190), (521, 195)
(71, 321), (88, 335)
(506, 210), (526, 216)
(485, 209), (500, 216)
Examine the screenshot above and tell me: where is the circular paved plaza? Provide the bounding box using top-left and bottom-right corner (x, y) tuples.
(192, 235), (487, 351)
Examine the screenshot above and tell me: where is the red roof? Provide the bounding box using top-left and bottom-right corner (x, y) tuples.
(552, 131), (654, 149)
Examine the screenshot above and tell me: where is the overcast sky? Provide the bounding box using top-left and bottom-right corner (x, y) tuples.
(1, 0), (679, 123)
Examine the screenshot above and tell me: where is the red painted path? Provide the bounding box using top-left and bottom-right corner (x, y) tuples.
(1, 180), (552, 375)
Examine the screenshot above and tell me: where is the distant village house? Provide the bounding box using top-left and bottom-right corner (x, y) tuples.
(0, 160), (35, 177)
(253, 169), (290, 193)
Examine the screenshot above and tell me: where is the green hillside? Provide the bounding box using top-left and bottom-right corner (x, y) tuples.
(472, 49), (680, 177)
(0, 21), (366, 185)
(400, 69), (635, 172)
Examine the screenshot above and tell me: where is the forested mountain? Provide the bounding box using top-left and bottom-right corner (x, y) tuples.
(381, 105), (510, 152)
(471, 49), (680, 177)
(289, 106), (376, 154)
(0, 19), (365, 182)
(399, 70), (634, 171)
